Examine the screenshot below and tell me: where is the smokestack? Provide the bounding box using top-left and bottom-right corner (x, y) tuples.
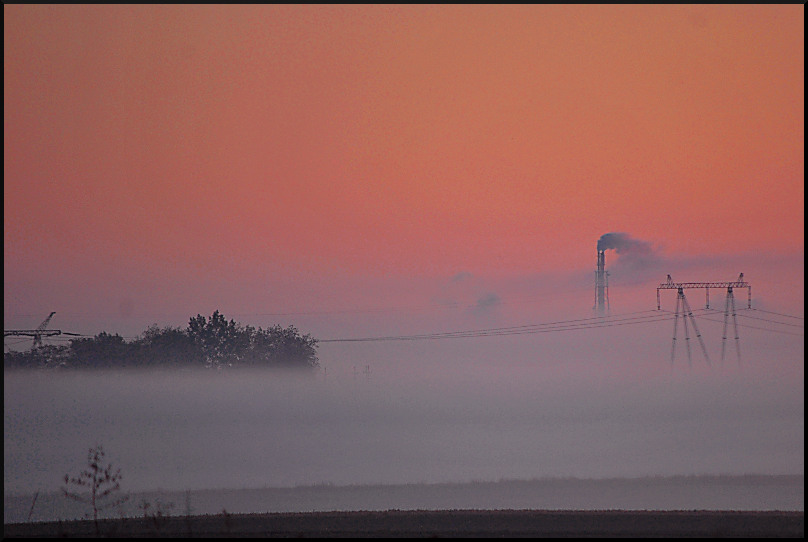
(595, 249), (609, 314)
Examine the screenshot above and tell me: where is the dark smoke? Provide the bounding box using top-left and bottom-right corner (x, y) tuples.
(596, 232), (661, 281)
(597, 232), (653, 254)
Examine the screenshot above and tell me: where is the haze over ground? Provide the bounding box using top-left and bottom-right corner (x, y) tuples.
(4, 4), (803, 517)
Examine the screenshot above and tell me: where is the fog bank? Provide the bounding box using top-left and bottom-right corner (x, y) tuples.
(5, 350), (803, 499)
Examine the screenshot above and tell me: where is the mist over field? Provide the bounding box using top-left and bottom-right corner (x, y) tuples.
(5, 270), (804, 522)
(4, 6), (803, 530)
(5, 326), (803, 498)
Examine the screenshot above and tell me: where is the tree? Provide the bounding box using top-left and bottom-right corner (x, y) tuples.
(68, 332), (133, 368)
(4, 311), (320, 371)
(3, 344), (70, 370)
(133, 324), (196, 367)
(62, 444), (129, 534)
(247, 324), (319, 369)
(187, 310), (250, 369)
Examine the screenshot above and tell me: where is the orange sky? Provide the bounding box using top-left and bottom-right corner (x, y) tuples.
(4, 5), (804, 337)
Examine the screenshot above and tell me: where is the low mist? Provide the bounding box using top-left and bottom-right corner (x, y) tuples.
(5, 328), (803, 499)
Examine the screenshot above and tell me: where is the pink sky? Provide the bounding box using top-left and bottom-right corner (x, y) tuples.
(2, 9), (804, 496)
(4, 5), (804, 349)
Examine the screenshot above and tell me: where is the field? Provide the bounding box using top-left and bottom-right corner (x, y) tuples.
(4, 509), (804, 538)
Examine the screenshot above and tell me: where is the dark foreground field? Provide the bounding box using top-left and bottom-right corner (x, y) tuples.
(4, 509), (804, 538)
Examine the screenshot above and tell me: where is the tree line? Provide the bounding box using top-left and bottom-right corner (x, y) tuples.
(4, 311), (319, 371)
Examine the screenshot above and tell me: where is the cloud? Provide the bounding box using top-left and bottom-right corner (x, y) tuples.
(475, 292), (502, 311)
(431, 272), (503, 314)
(451, 271), (474, 283)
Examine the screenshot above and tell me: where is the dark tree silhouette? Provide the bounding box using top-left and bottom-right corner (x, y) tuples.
(133, 325), (196, 367)
(62, 444), (129, 534)
(3, 344), (70, 370)
(4, 311), (319, 371)
(250, 324), (319, 369)
(68, 332), (132, 368)
(187, 310), (250, 369)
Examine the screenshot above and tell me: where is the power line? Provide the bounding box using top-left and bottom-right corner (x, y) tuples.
(700, 308), (804, 330)
(320, 305), (804, 344)
(4, 338), (33, 348)
(5, 305), (803, 348)
(695, 309), (804, 337)
(750, 308), (804, 320)
(320, 310), (671, 343)
(734, 312), (804, 329)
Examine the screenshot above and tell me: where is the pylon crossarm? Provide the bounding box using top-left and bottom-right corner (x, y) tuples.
(4, 330), (62, 337)
(657, 281), (749, 289)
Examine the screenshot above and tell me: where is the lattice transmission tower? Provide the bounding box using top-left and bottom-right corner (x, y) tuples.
(3, 312), (79, 349)
(657, 274), (751, 366)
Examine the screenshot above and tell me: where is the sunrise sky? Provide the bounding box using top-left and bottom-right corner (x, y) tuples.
(3, 6), (804, 502)
(4, 4), (804, 351)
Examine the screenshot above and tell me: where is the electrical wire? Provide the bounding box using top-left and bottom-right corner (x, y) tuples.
(749, 308), (804, 320)
(5, 306), (803, 348)
(320, 310), (673, 343)
(692, 309), (804, 337)
(734, 312), (804, 329)
(4, 338), (33, 348)
(321, 306), (804, 343)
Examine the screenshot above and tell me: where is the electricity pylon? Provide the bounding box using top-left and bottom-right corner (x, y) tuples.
(668, 286), (710, 367)
(4, 312), (76, 349)
(657, 274), (750, 366)
(721, 281), (742, 365)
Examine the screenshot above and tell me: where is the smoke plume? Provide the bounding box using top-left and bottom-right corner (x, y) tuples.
(597, 232), (653, 254)
(596, 232), (661, 281)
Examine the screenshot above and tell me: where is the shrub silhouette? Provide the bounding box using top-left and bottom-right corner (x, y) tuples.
(62, 444), (129, 534)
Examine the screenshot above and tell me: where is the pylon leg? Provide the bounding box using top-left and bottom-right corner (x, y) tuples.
(682, 297), (692, 368)
(722, 292), (730, 364)
(731, 291), (741, 365)
(682, 293), (710, 365)
(671, 292), (681, 365)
